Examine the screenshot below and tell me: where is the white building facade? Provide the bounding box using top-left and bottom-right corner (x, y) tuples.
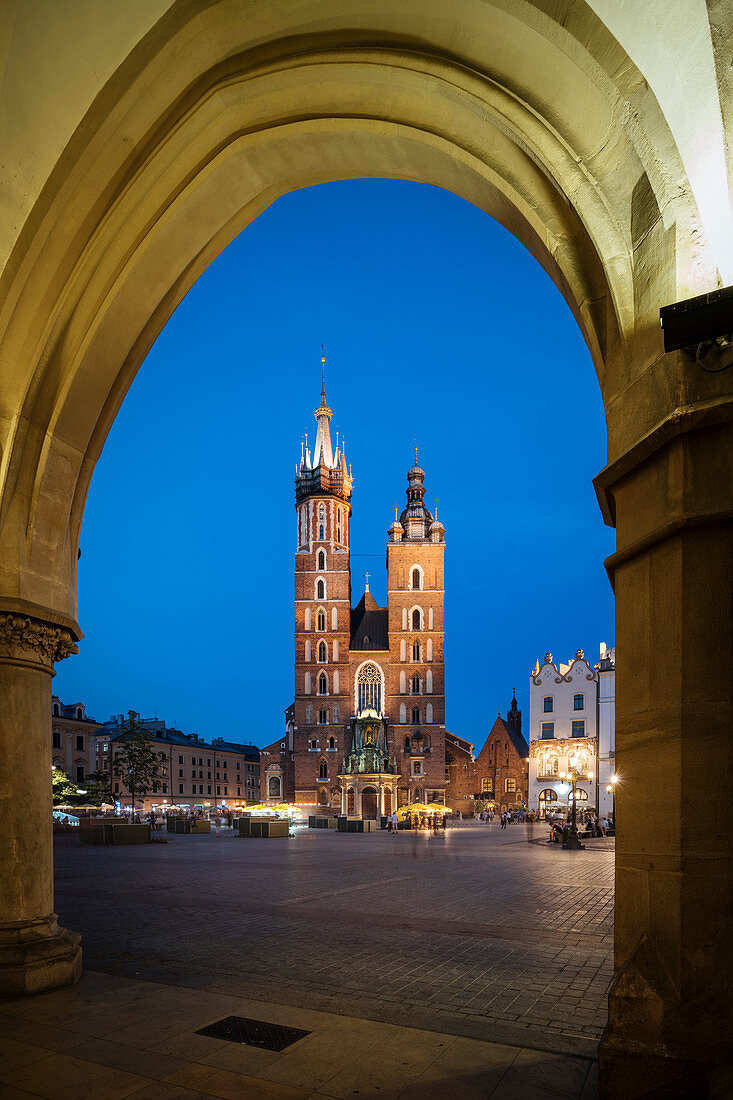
(528, 645), (615, 820)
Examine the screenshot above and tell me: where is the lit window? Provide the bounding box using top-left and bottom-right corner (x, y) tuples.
(481, 777), (492, 793)
(543, 697), (553, 713)
(505, 777), (516, 792)
(572, 720), (585, 737)
(356, 662), (383, 714)
(573, 693), (584, 710)
(541, 722), (554, 739)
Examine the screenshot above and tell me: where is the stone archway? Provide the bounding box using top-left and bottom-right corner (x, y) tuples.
(361, 787), (378, 820)
(0, 4), (731, 1095)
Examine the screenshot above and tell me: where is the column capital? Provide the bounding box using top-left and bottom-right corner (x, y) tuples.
(0, 600), (82, 672)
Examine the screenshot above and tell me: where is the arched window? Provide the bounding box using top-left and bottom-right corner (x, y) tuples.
(426, 669), (433, 693)
(318, 640), (327, 663)
(333, 639), (339, 661)
(77, 708), (83, 719)
(355, 662), (383, 714)
(404, 736), (411, 752)
(411, 705), (420, 723)
(399, 703), (407, 724)
(53, 703), (60, 716)
(333, 670), (340, 693)
(423, 734), (431, 750)
(568, 787), (589, 802)
(317, 549), (326, 570)
(319, 788), (329, 805)
(412, 641), (420, 661)
(305, 671), (311, 694)
(304, 639), (311, 662)
(400, 639), (406, 661)
(427, 638), (433, 661)
(574, 693), (584, 710)
(317, 609), (326, 632)
(543, 696), (554, 712)
(331, 607), (338, 629)
(333, 704), (340, 724)
(316, 579), (325, 600)
(328, 736), (336, 749)
(401, 608), (408, 630)
(412, 608), (421, 630)
(400, 670), (406, 694)
(426, 703), (433, 723)
(304, 607), (311, 631)
(411, 673), (420, 694)
(306, 704), (313, 724)
(319, 524), (324, 539)
(319, 758), (328, 778)
(318, 672), (328, 695)
(318, 707), (327, 724)
(412, 567), (422, 590)
(428, 608), (434, 628)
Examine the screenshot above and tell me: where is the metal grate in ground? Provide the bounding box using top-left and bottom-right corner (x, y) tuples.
(196, 1015), (311, 1051)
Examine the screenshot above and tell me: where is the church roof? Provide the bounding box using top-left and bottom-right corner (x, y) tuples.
(476, 715), (529, 762)
(350, 597), (389, 651)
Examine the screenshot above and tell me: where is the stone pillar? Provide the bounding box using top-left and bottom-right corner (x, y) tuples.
(596, 407), (733, 1095)
(0, 606), (82, 995)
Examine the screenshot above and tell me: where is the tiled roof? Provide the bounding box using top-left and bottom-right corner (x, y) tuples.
(350, 604), (389, 651)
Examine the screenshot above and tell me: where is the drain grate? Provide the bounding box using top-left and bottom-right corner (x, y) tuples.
(196, 1015), (311, 1051)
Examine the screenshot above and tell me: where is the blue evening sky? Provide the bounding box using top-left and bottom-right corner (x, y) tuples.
(54, 179), (615, 754)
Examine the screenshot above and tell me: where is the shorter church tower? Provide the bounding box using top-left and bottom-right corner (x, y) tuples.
(338, 709), (399, 818)
(386, 456), (447, 806)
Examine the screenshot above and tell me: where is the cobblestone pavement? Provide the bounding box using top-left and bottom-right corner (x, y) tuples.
(53, 822), (614, 1057)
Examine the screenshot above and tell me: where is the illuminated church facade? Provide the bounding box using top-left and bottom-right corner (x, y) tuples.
(261, 360), (447, 816)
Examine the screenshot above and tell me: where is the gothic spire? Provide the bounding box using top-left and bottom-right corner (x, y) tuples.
(312, 353), (334, 468)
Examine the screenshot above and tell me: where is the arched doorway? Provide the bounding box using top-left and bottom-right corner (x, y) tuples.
(0, 7), (730, 1094)
(383, 789), (392, 816)
(538, 789), (558, 819)
(361, 787), (378, 820)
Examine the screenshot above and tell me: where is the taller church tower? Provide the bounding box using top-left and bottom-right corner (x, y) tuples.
(292, 357), (353, 804)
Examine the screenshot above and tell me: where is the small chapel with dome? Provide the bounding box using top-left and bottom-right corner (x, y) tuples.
(260, 357), (448, 815)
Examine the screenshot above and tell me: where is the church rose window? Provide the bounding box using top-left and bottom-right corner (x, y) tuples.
(356, 662), (383, 715)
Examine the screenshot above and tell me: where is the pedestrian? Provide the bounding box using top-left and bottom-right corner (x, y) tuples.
(391, 811), (399, 834)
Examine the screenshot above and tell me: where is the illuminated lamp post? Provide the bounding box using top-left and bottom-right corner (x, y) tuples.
(559, 758), (594, 850)
(606, 774), (617, 825)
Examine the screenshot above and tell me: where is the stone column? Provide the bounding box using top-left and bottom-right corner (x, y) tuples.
(0, 606), (82, 995)
(596, 405), (733, 1095)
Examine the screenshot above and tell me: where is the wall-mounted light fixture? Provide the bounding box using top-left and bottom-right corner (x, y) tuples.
(660, 286), (733, 371)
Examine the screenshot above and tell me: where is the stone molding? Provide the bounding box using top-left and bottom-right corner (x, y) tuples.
(0, 613), (79, 667)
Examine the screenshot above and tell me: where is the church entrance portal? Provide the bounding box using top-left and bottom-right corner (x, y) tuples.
(361, 787), (378, 820)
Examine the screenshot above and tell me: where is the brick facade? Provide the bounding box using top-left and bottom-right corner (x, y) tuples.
(474, 695), (529, 812)
(276, 366), (448, 814)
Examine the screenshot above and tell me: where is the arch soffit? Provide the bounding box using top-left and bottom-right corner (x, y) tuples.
(0, 7), (707, 614)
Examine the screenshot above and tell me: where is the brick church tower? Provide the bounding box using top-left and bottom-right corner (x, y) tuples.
(290, 357), (353, 806)
(260, 360), (448, 813)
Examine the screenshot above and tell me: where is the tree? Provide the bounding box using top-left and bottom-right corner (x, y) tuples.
(111, 712), (166, 821)
(84, 769), (112, 807)
(52, 768), (80, 806)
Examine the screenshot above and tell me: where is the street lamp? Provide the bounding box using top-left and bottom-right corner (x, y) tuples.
(606, 774), (617, 825)
(559, 761), (594, 850)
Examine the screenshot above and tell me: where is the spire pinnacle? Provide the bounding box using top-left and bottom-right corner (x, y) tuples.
(364, 571), (371, 592)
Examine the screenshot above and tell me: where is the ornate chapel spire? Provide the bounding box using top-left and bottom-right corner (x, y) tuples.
(312, 354), (334, 468)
